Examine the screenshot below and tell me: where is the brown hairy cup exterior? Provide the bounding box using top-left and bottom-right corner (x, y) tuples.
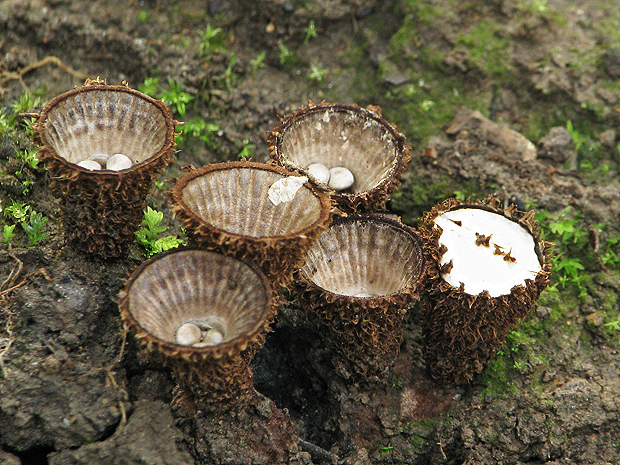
(419, 197), (553, 384)
(119, 248), (275, 412)
(34, 80), (177, 258)
(296, 214), (426, 380)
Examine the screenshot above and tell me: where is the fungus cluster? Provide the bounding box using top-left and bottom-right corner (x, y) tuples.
(136, 100), (418, 408)
(267, 102), (425, 381)
(35, 82), (553, 456)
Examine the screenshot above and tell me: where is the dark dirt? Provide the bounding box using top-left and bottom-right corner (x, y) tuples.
(1, 0), (620, 464)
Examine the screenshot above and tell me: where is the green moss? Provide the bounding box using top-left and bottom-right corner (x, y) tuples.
(585, 270), (620, 344)
(589, 2), (620, 54)
(531, 207), (620, 340)
(333, 36), (381, 104)
(401, 418), (437, 451)
(374, 9), (513, 144)
(399, 0), (452, 23)
(514, 0), (567, 25)
(480, 354), (518, 398)
(598, 78), (620, 95)
(389, 175), (451, 226)
(409, 434), (428, 449)
(407, 418), (437, 431)
(381, 77), (485, 144)
(387, 9), (447, 67)
(478, 290), (573, 399)
(379, 0), (614, 148)
(389, 175), (497, 226)
(395, 3), (512, 78)
(371, 6), (479, 143)
(479, 315), (554, 399)
(455, 21), (511, 77)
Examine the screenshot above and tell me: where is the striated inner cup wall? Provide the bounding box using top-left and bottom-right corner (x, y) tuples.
(126, 250), (270, 345)
(278, 108), (399, 193)
(180, 167), (323, 237)
(42, 89), (169, 167)
(302, 220), (423, 297)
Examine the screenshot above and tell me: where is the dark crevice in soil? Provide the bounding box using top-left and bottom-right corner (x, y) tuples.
(8, 445), (53, 465)
(252, 321), (341, 451)
(123, 336), (177, 404)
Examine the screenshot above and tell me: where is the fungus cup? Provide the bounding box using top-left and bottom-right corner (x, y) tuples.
(119, 248), (275, 412)
(34, 79), (177, 257)
(296, 214), (426, 380)
(419, 197), (553, 384)
(268, 102), (412, 213)
(169, 161), (333, 287)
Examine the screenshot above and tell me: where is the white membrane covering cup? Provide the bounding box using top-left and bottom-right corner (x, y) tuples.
(435, 208), (542, 297)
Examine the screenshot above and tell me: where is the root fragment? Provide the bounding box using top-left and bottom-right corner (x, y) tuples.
(0, 56), (89, 94)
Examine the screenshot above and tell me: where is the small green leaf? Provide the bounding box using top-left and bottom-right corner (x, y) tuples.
(20, 210), (48, 246)
(3, 224), (16, 243)
(136, 206), (185, 257)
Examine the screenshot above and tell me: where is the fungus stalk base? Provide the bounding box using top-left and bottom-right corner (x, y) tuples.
(170, 354), (253, 412)
(312, 305), (406, 382)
